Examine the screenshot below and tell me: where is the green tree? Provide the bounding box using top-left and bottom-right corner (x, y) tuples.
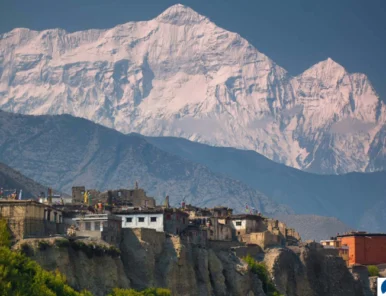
(368, 265), (379, 277)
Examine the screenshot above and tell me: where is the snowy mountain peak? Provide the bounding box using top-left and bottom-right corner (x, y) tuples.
(298, 57), (348, 87)
(302, 57), (346, 77)
(156, 4), (207, 25)
(0, 5), (385, 175)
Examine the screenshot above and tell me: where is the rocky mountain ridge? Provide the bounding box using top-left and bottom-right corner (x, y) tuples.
(0, 161), (48, 198)
(0, 4), (385, 174)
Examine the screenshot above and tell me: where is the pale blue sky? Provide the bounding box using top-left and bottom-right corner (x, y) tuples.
(1, 0), (385, 100)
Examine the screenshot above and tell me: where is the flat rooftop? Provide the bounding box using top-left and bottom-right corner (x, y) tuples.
(337, 232), (386, 238)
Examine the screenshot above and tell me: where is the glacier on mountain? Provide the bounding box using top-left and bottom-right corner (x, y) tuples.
(0, 4), (385, 174)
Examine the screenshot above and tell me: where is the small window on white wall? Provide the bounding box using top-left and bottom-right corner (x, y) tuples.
(138, 217), (145, 222)
(126, 217), (132, 223)
(236, 221), (242, 226)
(150, 217), (157, 222)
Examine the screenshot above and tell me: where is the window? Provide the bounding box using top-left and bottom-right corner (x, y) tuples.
(126, 217), (132, 223)
(138, 217), (145, 223)
(150, 217), (157, 222)
(85, 222), (91, 230)
(236, 221), (242, 226)
(94, 222), (100, 230)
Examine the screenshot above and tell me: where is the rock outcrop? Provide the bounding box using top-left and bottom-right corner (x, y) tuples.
(265, 242), (366, 296)
(14, 237), (130, 296)
(120, 228), (265, 296)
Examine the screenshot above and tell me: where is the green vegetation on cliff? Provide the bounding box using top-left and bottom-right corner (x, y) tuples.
(244, 255), (282, 296)
(0, 219), (170, 296)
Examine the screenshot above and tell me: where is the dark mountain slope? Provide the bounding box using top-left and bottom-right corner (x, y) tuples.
(0, 110), (288, 215)
(0, 162), (47, 198)
(144, 135), (386, 231)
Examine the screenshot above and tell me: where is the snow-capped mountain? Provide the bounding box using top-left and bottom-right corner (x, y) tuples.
(0, 4), (385, 174)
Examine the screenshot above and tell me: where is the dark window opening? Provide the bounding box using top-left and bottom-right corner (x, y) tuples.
(94, 222), (100, 230)
(126, 217), (132, 223)
(85, 222), (91, 230)
(150, 217), (157, 222)
(138, 217), (145, 222)
(236, 221), (242, 226)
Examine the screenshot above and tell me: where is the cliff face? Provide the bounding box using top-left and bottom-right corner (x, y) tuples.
(264, 243), (366, 296)
(16, 233), (367, 296)
(120, 228), (265, 296)
(14, 238), (130, 296)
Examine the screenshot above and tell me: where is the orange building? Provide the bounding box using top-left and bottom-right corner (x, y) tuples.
(337, 232), (386, 266)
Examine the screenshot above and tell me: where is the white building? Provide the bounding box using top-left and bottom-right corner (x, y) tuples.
(114, 210), (164, 232)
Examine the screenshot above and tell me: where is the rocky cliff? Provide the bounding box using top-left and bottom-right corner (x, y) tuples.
(15, 231), (367, 296)
(264, 243), (366, 296)
(14, 238), (130, 296)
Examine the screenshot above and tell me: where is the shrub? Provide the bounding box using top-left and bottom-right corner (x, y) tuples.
(20, 242), (33, 256)
(38, 240), (51, 251)
(108, 246), (121, 257)
(243, 254), (283, 296)
(368, 265), (379, 277)
(0, 218), (10, 247)
(55, 238), (70, 248)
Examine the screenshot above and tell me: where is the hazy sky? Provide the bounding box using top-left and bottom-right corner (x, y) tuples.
(1, 0), (385, 100)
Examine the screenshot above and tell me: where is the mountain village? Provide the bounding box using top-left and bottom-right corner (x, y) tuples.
(0, 184), (301, 251)
(1, 184), (385, 276)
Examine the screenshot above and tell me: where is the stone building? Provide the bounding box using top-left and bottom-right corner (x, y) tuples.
(164, 208), (189, 235)
(0, 200), (64, 240)
(211, 206), (233, 217)
(73, 186), (156, 208)
(181, 224), (207, 246)
(73, 213), (122, 246)
(207, 217), (233, 241)
(227, 214), (266, 237)
(240, 231), (284, 249)
(320, 238), (349, 265)
(71, 186), (86, 203)
(185, 204), (212, 219)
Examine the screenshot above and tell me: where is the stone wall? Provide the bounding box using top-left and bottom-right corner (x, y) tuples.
(207, 240), (244, 251)
(241, 231), (284, 249)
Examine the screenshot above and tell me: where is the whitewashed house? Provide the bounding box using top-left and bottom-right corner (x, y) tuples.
(114, 209), (164, 232)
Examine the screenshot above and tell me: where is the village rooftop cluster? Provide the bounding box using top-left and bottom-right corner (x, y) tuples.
(2, 184), (385, 270)
(0, 184), (301, 251)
